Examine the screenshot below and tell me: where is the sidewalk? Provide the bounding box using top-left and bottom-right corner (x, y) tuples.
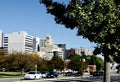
(81, 72), (120, 82)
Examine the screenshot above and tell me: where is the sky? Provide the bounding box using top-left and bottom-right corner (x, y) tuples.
(0, 0), (95, 52)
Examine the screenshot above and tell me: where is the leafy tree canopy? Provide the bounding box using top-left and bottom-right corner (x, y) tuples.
(40, 1), (120, 81)
(51, 56), (64, 70)
(40, 0), (120, 60)
(68, 54), (88, 71)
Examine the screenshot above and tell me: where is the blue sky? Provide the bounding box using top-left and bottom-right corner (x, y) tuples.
(0, 0), (95, 51)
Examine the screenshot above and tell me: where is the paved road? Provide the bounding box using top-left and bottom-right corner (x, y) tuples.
(0, 76), (91, 82)
(1, 73), (120, 82)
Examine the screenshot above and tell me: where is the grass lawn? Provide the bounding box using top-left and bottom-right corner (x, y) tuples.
(0, 72), (23, 78)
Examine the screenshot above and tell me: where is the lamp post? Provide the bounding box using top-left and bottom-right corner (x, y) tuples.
(35, 65), (37, 72)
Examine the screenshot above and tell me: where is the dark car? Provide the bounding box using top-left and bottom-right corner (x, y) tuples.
(41, 71), (49, 78)
(116, 64), (120, 73)
(92, 71), (104, 77)
(74, 71), (83, 76)
(65, 72), (75, 76)
(46, 72), (58, 78)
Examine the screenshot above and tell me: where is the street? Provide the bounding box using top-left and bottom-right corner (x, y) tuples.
(0, 72), (120, 82)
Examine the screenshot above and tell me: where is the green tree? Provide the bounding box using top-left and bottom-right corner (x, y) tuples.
(68, 54), (81, 71)
(38, 58), (48, 71)
(68, 54), (87, 71)
(86, 55), (104, 70)
(114, 56), (120, 63)
(2, 52), (43, 73)
(88, 55), (96, 65)
(0, 49), (6, 70)
(51, 56), (64, 70)
(46, 60), (54, 72)
(40, 0), (120, 82)
(95, 56), (104, 70)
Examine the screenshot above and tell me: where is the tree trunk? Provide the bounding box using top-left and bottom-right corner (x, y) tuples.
(104, 55), (111, 82)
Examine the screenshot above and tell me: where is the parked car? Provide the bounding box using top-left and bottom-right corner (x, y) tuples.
(41, 71), (49, 78)
(116, 64), (120, 73)
(46, 72), (58, 78)
(74, 71), (83, 76)
(92, 71), (104, 77)
(65, 72), (75, 76)
(24, 71), (42, 79)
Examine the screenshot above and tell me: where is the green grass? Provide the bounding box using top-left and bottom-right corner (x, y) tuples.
(0, 72), (23, 78)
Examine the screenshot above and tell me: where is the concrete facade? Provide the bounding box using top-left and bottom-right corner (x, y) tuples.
(4, 31), (34, 53)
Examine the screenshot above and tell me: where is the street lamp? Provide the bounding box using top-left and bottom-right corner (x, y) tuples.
(35, 65), (37, 72)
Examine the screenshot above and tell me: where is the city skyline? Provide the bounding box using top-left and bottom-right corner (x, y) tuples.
(0, 0), (95, 51)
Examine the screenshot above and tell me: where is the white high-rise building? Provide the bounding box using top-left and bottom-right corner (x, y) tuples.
(0, 30), (3, 47)
(4, 31), (34, 53)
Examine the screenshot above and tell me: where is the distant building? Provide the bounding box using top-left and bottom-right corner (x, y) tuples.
(75, 47), (92, 56)
(3, 31), (34, 53)
(31, 34), (65, 60)
(2, 30), (65, 60)
(33, 37), (40, 52)
(40, 34), (64, 60)
(0, 30), (7, 54)
(40, 38), (46, 47)
(0, 30), (3, 47)
(65, 48), (75, 58)
(66, 47), (92, 58)
(56, 44), (66, 60)
(33, 37), (46, 52)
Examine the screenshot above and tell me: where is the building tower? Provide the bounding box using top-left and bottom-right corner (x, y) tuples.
(4, 31), (34, 53)
(57, 44), (66, 60)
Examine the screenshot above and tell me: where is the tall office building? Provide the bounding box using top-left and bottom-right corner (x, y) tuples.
(0, 30), (3, 47)
(57, 44), (66, 60)
(33, 37), (40, 52)
(33, 37), (46, 52)
(4, 31), (34, 53)
(39, 38), (46, 48)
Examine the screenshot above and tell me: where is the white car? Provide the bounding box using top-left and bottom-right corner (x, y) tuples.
(24, 71), (42, 79)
